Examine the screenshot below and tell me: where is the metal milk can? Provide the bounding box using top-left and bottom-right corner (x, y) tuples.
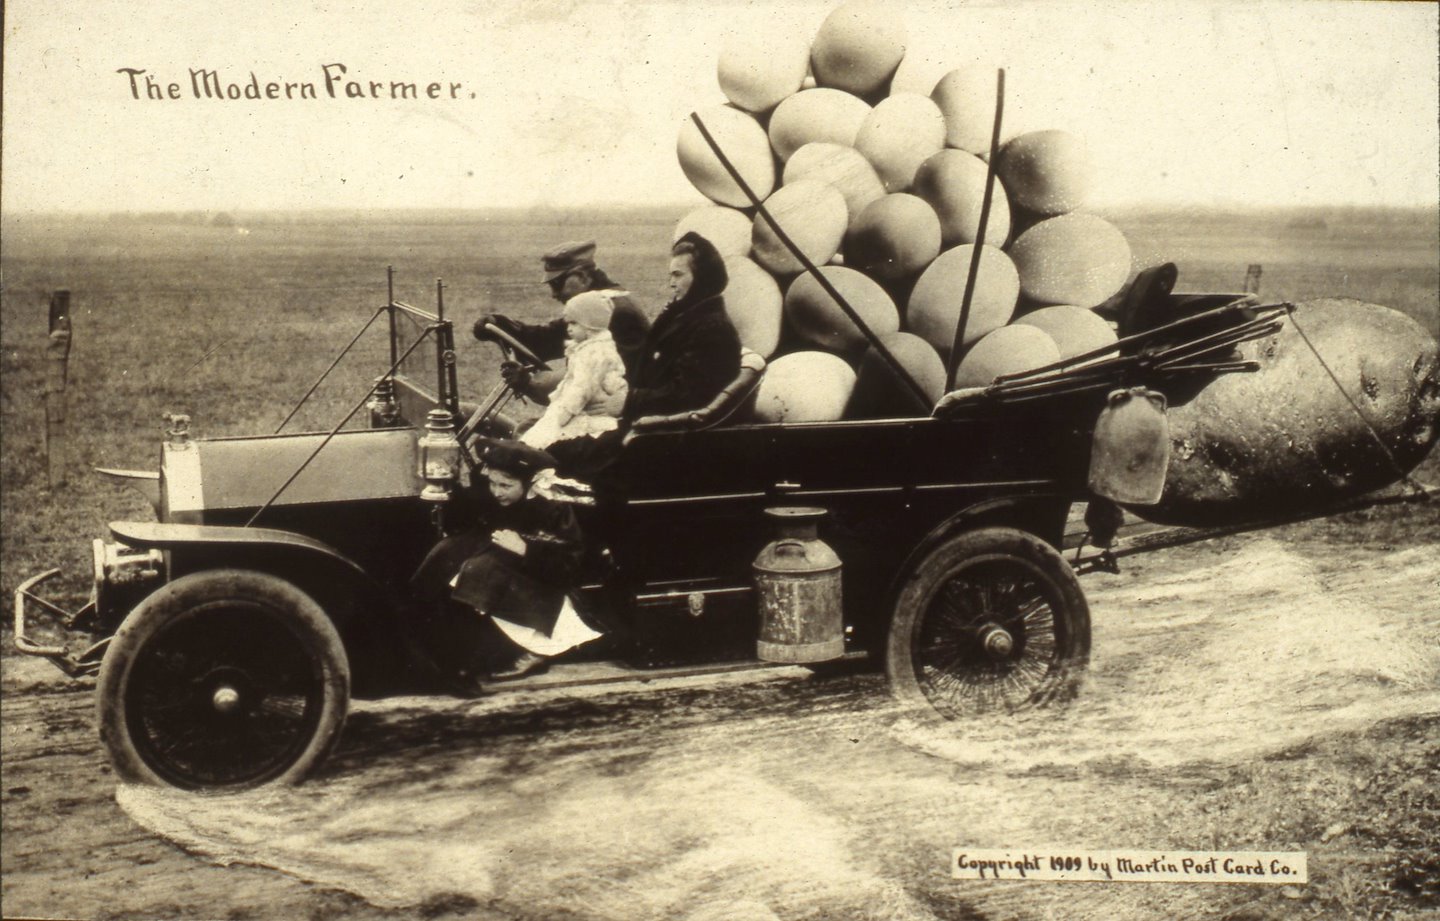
(1088, 387), (1171, 505)
(753, 507), (844, 663)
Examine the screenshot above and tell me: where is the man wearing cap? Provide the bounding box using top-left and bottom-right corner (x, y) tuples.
(474, 240), (649, 401)
(410, 438), (602, 686)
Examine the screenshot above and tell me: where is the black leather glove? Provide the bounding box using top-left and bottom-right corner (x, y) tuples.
(498, 360), (530, 387)
(473, 313), (522, 343)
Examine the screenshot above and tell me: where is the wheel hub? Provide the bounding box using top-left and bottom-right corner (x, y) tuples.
(977, 623), (1015, 661)
(211, 685), (242, 714)
(200, 667), (256, 718)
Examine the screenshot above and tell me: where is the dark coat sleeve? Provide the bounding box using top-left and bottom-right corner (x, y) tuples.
(623, 306), (741, 421)
(511, 317), (569, 362)
(608, 293), (651, 377)
(511, 499), (585, 587)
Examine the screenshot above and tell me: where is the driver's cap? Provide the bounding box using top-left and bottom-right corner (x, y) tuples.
(541, 240), (597, 282)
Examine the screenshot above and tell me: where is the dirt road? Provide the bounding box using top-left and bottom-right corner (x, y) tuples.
(3, 521), (1437, 921)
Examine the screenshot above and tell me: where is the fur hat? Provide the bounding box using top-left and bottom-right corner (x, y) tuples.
(563, 290), (614, 331)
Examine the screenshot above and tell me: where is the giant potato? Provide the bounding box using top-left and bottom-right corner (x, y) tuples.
(1136, 299), (1440, 525)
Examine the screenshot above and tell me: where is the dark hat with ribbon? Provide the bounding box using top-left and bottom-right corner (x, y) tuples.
(476, 438), (556, 480)
(541, 240), (598, 282)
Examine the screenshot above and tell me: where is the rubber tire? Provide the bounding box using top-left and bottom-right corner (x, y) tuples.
(97, 569), (350, 790)
(886, 526), (1090, 718)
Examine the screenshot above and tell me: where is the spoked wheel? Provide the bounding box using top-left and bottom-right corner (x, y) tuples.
(97, 570), (349, 790)
(886, 527), (1090, 719)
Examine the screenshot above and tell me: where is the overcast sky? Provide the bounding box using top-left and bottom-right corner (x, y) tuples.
(3, 0), (1436, 213)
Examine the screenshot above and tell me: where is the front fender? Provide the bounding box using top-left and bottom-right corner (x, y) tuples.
(109, 521), (407, 692)
(110, 521), (374, 582)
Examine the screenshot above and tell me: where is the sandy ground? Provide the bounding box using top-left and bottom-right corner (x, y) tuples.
(3, 524), (1438, 921)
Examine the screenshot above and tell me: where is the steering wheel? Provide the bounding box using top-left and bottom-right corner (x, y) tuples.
(479, 321), (550, 373)
(456, 322), (553, 458)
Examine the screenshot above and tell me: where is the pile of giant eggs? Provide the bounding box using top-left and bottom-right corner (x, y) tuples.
(659, 1), (1439, 526)
(670, 0), (1140, 420)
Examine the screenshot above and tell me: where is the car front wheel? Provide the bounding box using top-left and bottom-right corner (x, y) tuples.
(97, 569), (349, 790)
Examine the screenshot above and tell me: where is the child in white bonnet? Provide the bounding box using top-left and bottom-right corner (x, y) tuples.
(520, 290), (629, 451)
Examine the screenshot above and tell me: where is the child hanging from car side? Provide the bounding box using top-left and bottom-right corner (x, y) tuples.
(520, 290), (628, 453)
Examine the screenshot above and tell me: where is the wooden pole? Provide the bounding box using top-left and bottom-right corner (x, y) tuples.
(45, 290), (73, 488)
(945, 69), (1006, 391)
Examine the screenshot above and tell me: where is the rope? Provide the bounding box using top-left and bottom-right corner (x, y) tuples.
(1287, 307), (1428, 498)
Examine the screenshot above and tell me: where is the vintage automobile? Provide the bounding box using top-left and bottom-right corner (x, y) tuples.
(14, 265), (1434, 791)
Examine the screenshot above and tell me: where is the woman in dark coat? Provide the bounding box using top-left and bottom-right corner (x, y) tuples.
(410, 439), (599, 683)
(545, 232), (742, 479)
(621, 231), (741, 422)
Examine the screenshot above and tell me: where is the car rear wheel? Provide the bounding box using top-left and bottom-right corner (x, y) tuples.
(886, 527), (1090, 719)
(97, 569), (349, 790)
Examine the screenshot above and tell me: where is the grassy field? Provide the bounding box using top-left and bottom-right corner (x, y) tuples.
(1, 204), (1437, 612)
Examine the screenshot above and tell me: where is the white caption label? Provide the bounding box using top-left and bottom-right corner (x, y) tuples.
(952, 849), (1307, 885)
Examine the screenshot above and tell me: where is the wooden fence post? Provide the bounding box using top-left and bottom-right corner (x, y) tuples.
(1244, 264), (1262, 296)
(45, 290), (72, 488)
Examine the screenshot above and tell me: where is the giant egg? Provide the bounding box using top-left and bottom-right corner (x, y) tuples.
(810, 0), (906, 98)
(996, 130), (1093, 216)
(674, 205), (753, 258)
(768, 88), (872, 161)
(847, 331), (947, 418)
(785, 265), (899, 352)
(911, 148), (1012, 247)
(953, 325), (1061, 388)
(678, 106), (776, 207)
(753, 351), (858, 423)
(854, 93), (947, 192)
(1009, 213), (1132, 307)
(844, 193), (941, 279)
(907, 244), (1019, 355)
(784, 142), (886, 229)
(721, 256), (784, 357)
(751, 180), (849, 276)
(718, 31), (811, 113)
(931, 65), (1013, 153)
(1013, 305), (1117, 360)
